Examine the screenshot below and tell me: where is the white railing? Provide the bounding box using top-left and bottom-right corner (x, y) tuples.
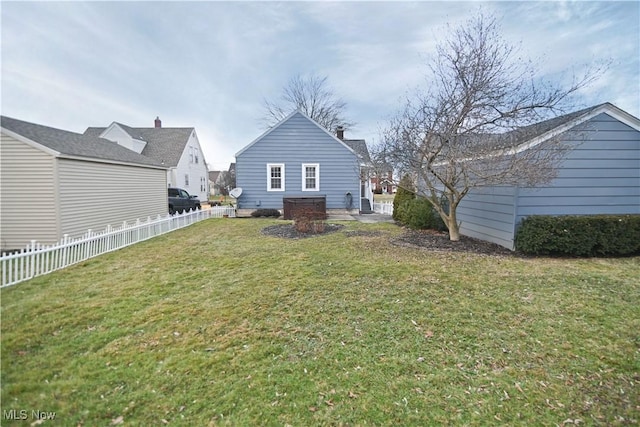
(0, 206), (236, 288)
(373, 201), (394, 215)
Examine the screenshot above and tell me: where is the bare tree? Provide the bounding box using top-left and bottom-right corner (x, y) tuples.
(263, 73), (353, 132)
(382, 13), (605, 241)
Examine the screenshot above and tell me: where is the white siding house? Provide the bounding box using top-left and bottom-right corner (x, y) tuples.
(1, 116), (168, 250)
(456, 103), (640, 250)
(84, 117), (210, 201)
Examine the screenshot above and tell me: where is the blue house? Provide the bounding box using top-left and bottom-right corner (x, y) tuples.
(235, 110), (372, 217)
(456, 103), (640, 250)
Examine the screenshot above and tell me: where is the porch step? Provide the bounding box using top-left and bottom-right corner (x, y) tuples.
(360, 198), (373, 214)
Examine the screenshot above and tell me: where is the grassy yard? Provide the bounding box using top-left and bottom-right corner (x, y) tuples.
(1, 219), (638, 426)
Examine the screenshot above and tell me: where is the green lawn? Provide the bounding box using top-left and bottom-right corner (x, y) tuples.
(2, 219), (638, 426)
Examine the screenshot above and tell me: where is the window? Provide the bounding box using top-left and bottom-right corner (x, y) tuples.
(189, 147), (194, 163)
(184, 174), (190, 186)
(267, 164), (285, 191)
(194, 148), (199, 164)
(302, 163), (319, 191)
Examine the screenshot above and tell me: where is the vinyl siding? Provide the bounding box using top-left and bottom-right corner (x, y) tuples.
(57, 159), (167, 238)
(514, 113), (639, 225)
(457, 186), (518, 249)
(457, 112), (640, 250)
(172, 131), (210, 201)
(0, 133), (59, 249)
(236, 112), (360, 211)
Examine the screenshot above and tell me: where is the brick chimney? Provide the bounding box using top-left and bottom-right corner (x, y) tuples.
(154, 116), (162, 128)
(336, 126), (344, 140)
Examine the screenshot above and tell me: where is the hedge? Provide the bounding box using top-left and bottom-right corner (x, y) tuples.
(250, 209), (281, 218)
(515, 215), (640, 257)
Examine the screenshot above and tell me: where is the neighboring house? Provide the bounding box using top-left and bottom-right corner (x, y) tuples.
(456, 103), (640, 250)
(84, 117), (209, 200)
(0, 116), (168, 250)
(208, 170), (223, 196)
(209, 163), (237, 197)
(235, 110), (372, 216)
(371, 169), (396, 194)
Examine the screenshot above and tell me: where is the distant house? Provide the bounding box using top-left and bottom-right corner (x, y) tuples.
(235, 110), (373, 216)
(209, 163), (237, 197)
(456, 103), (640, 250)
(0, 116), (168, 250)
(371, 167), (396, 194)
(208, 170), (223, 196)
(84, 117), (209, 200)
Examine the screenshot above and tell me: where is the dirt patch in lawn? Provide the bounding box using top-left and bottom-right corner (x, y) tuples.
(392, 228), (515, 256)
(261, 223), (345, 239)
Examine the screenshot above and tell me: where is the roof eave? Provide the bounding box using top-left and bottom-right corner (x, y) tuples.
(57, 154), (168, 170)
(510, 103), (640, 155)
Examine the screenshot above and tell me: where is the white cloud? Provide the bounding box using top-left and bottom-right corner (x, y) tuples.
(2, 1), (638, 169)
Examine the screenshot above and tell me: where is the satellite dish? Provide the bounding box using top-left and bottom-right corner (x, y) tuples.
(229, 187), (243, 198)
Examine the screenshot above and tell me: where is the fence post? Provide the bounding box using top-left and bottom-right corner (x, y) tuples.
(28, 240), (36, 279)
(61, 235), (69, 269)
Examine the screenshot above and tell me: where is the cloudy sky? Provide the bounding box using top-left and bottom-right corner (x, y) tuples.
(2, 1), (638, 170)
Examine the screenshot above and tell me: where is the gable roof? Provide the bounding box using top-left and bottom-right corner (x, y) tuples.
(490, 102), (639, 156)
(84, 125), (195, 167)
(235, 110), (358, 158)
(511, 102), (639, 152)
(1, 116), (166, 169)
(445, 103), (640, 161)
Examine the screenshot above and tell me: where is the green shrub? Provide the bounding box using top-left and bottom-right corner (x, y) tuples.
(395, 197), (447, 231)
(393, 175), (415, 221)
(515, 215), (640, 257)
(251, 209), (281, 218)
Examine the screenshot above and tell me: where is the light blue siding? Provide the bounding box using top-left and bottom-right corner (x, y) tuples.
(458, 111), (640, 250)
(236, 112), (360, 211)
(457, 186), (518, 249)
(513, 113), (639, 227)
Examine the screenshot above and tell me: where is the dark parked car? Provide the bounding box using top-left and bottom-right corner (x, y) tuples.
(168, 187), (201, 214)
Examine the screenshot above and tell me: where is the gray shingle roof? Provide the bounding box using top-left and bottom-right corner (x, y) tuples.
(1, 116), (166, 168)
(84, 125), (194, 167)
(494, 103), (608, 148)
(342, 139), (372, 164)
(446, 103), (611, 156)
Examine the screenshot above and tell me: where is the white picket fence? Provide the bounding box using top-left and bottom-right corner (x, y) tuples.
(373, 201), (394, 215)
(0, 206), (236, 288)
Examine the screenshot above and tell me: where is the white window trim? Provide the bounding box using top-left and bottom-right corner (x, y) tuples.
(301, 163), (320, 191)
(267, 163), (285, 191)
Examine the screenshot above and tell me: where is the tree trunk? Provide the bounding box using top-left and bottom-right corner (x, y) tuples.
(447, 209), (460, 241)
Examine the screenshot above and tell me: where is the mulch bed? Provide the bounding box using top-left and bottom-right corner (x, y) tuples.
(391, 228), (514, 256)
(261, 223), (514, 256)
